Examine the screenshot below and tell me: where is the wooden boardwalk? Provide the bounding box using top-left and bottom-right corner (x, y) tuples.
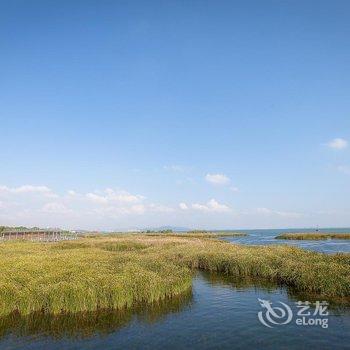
(0, 229), (78, 242)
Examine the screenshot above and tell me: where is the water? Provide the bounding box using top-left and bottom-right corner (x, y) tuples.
(0, 272), (349, 350)
(218, 228), (350, 254)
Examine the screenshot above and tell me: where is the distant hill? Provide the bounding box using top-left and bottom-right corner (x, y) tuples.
(142, 226), (190, 232)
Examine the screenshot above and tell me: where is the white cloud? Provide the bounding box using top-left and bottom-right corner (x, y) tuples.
(192, 198), (230, 212)
(207, 199), (230, 212)
(327, 138), (348, 150)
(192, 203), (209, 211)
(179, 202), (188, 210)
(86, 189), (144, 204)
(104, 188), (144, 202)
(0, 185), (152, 224)
(257, 207), (302, 218)
(0, 185), (58, 198)
(205, 173), (230, 185)
(86, 192), (109, 204)
(1, 183), (313, 230)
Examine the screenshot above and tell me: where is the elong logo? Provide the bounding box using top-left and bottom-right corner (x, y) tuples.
(257, 299), (329, 329)
(258, 299), (293, 328)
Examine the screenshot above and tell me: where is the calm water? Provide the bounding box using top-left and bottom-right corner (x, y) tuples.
(1, 229), (349, 349)
(219, 228), (350, 253)
(1, 272), (349, 350)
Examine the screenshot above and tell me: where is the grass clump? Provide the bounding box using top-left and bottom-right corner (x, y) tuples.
(213, 232), (247, 237)
(0, 235), (349, 316)
(0, 238), (191, 316)
(276, 233), (350, 240)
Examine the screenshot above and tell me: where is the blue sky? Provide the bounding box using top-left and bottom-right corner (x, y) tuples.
(1, 0), (349, 230)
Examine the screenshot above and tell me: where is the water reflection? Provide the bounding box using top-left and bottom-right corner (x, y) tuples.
(201, 271), (350, 310)
(0, 289), (193, 340)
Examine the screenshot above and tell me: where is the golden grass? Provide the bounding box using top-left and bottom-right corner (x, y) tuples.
(276, 233), (350, 240)
(0, 234), (349, 316)
(213, 232), (247, 237)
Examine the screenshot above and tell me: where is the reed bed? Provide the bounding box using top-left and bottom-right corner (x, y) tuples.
(276, 233), (350, 240)
(213, 232), (247, 237)
(0, 235), (349, 316)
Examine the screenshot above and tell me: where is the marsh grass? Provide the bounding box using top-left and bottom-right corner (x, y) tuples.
(0, 235), (349, 316)
(212, 232), (247, 237)
(276, 233), (350, 240)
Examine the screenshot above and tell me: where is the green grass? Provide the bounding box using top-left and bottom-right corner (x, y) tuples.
(276, 233), (350, 240)
(0, 235), (349, 316)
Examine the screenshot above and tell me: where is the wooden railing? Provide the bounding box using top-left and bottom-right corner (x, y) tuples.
(0, 230), (78, 242)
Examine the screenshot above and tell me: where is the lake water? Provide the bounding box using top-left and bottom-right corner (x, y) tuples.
(219, 228), (350, 254)
(1, 229), (349, 349)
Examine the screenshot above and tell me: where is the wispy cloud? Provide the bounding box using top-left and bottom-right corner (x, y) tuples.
(179, 202), (189, 210)
(327, 138), (348, 150)
(0, 185), (58, 198)
(192, 199), (230, 212)
(0, 183), (312, 230)
(256, 207), (302, 218)
(0, 184), (175, 225)
(86, 189), (144, 204)
(205, 173), (230, 185)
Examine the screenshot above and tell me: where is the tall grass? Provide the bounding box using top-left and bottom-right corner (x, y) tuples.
(0, 235), (349, 316)
(276, 233), (350, 240)
(0, 238), (191, 316)
(213, 232), (247, 237)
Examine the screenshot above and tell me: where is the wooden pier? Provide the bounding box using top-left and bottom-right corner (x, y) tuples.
(0, 229), (78, 242)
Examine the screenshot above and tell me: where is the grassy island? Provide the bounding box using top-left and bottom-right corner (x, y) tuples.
(276, 233), (350, 240)
(0, 234), (349, 316)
